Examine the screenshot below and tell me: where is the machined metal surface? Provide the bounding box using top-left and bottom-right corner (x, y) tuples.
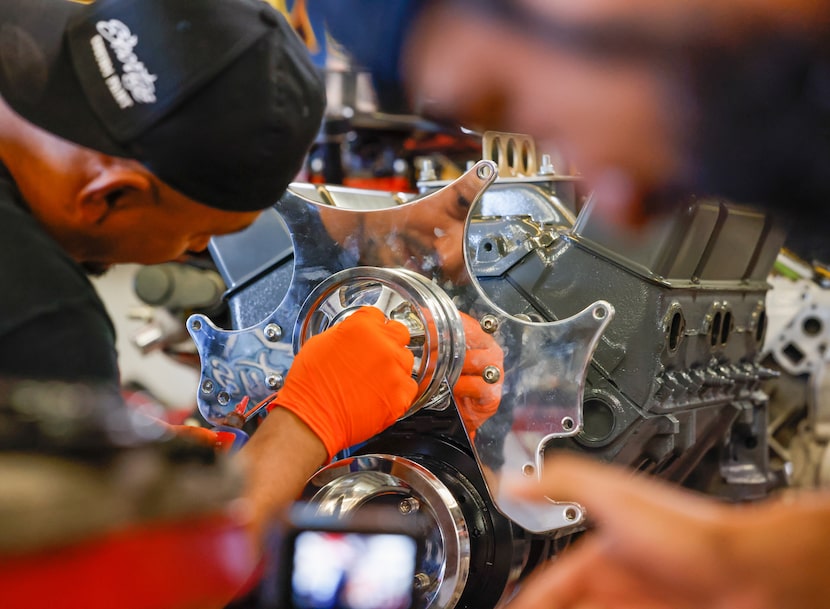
(764, 265), (830, 488)
(302, 455), (470, 609)
(192, 131), (790, 608)
(189, 160), (612, 534)
(295, 267), (465, 414)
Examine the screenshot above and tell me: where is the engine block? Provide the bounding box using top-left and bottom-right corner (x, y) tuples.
(191, 134), (786, 609)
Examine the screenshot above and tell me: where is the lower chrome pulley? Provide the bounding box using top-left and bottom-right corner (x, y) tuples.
(301, 454), (470, 609)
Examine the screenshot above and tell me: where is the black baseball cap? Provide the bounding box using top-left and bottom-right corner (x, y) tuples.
(0, 0), (326, 211)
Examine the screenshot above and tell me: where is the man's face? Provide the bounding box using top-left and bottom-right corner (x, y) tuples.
(88, 178), (262, 267)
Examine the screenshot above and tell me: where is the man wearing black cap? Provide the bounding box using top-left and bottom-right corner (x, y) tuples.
(0, 0), (418, 545)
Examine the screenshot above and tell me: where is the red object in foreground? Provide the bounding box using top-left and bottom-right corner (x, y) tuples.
(0, 514), (257, 609)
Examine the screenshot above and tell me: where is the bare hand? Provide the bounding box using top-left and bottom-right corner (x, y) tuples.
(507, 453), (830, 609)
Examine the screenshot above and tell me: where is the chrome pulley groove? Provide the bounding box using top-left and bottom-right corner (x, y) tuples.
(295, 266), (466, 414)
(302, 454), (471, 609)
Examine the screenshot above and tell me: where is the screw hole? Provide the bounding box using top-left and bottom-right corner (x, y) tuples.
(803, 316), (823, 336)
(477, 163), (494, 179)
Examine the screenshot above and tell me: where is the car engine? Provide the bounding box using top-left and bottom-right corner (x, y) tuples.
(184, 132), (787, 609)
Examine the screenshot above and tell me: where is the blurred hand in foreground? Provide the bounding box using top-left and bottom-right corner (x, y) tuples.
(506, 452), (830, 609)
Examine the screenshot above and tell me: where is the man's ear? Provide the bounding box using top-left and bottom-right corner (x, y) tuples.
(76, 168), (154, 226)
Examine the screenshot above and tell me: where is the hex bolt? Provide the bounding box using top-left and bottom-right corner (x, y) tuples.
(263, 323), (283, 342)
(564, 507), (580, 522)
(200, 379), (215, 394)
(419, 158), (437, 181)
(538, 153), (555, 175)
(266, 374), (284, 390)
(480, 314), (499, 334)
(217, 391), (230, 405)
(191, 319), (202, 332)
(482, 365), (501, 384)
(535, 232), (555, 248)
(413, 573), (430, 590)
(399, 497), (420, 515)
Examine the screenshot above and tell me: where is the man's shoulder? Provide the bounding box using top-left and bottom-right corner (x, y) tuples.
(0, 179), (89, 284)
(0, 179), (119, 386)
(0, 180), (111, 334)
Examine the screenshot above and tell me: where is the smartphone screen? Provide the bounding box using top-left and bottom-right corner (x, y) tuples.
(289, 530), (419, 609)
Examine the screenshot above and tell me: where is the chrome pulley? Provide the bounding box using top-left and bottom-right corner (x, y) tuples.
(301, 454), (471, 609)
(295, 266), (466, 414)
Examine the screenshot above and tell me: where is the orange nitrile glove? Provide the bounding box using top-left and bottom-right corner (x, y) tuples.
(272, 306), (419, 459)
(453, 312), (505, 438)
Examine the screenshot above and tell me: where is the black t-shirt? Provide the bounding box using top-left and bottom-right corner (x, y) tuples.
(0, 164), (120, 389)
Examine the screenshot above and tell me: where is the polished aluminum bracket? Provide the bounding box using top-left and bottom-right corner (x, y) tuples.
(188, 160), (613, 533)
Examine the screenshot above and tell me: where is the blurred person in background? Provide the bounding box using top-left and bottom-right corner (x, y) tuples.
(321, 0), (830, 607)
(406, 2), (830, 608)
(321, 0), (829, 256)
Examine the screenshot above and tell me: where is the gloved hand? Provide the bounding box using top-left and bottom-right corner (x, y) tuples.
(272, 306), (418, 459)
(453, 312), (504, 438)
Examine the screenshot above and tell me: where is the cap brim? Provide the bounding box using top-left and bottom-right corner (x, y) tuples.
(0, 0), (128, 158)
